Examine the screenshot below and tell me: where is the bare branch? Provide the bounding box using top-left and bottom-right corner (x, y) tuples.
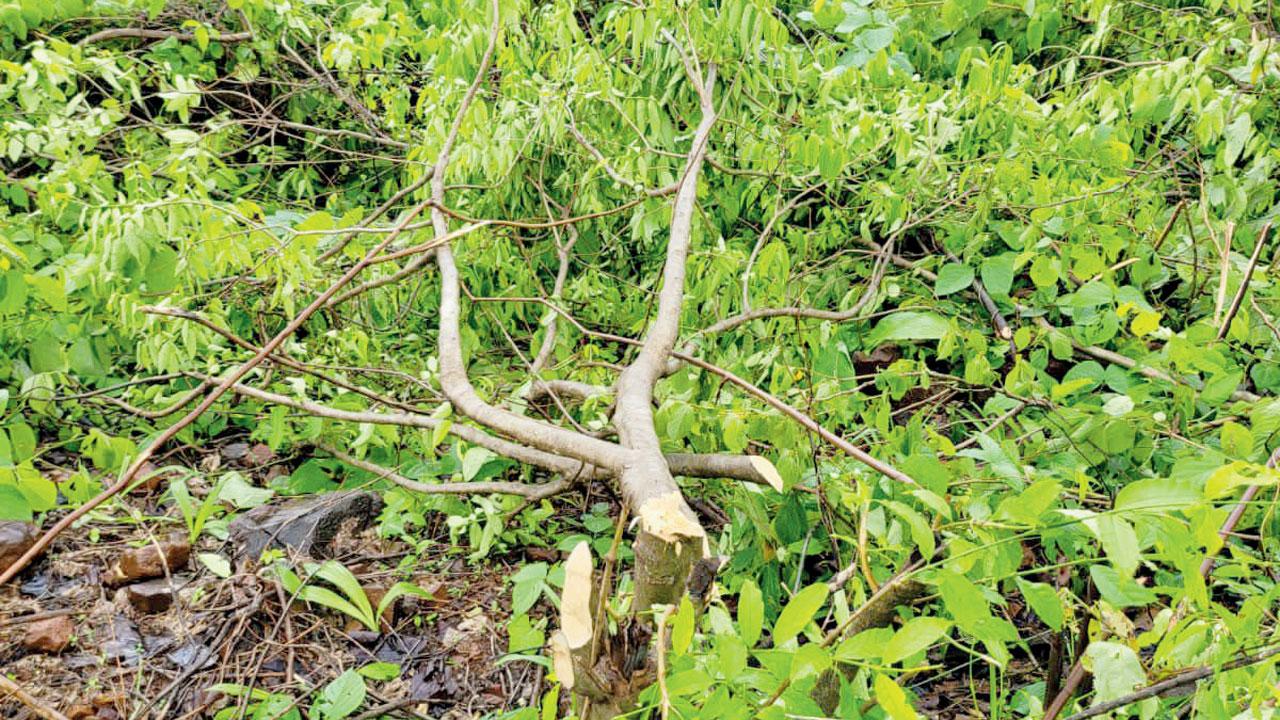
(205, 377), (596, 480)
(429, 0), (630, 473)
(319, 443), (573, 501)
(79, 28), (252, 45)
(741, 187), (821, 311)
(527, 379), (610, 403)
(567, 118), (678, 198)
(1215, 222), (1272, 341)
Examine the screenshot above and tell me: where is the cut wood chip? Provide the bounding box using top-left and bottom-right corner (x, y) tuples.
(637, 492), (706, 543)
(548, 630), (575, 689)
(748, 456), (785, 492)
(561, 541), (594, 649)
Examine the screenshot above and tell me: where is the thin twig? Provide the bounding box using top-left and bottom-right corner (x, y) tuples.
(0, 674), (71, 720)
(1215, 222), (1272, 341)
(319, 443), (573, 500)
(1060, 643), (1280, 720)
(1199, 446), (1280, 578)
(80, 28), (252, 45)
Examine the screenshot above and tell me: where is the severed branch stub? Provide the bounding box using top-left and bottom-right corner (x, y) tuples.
(549, 542), (628, 717)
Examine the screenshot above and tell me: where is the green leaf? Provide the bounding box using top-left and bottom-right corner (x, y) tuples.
(1092, 514), (1141, 577)
(1014, 579), (1063, 631)
(934, 263), (974, 296)
(1204, 461), (1280, 499)
(197, 552), (232, 579)
(772, 583), (828, 645)
(671, 595), (695, 655)
(462, 446), (496, 481)
(934, 569), (990, 632)
(884, 500), (935, 559)
(874, 674), (919, 720)
(1114, 477), (1200, 512)
(507, 614), (545, 654)
(0, 485), (32, 521)
(312, 669), (366, 720)
(834, 627), (893, 661)
(882, 617), (951, 665)
(1084, 642), (1152, 713)
(1219, 421), (1254, 459)
(867, 311), (950, 345)
(511, 562), (548, 615)
(980, 253), (1016, 296)
(738, 580), (764, 648)
(358, 662), (400, 681)
(1089, 565), (1157, 608)
(1222, 113), (1252, 166)
(217, 473), (273, 509)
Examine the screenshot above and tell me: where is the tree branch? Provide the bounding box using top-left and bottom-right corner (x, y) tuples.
(79, 28), (252, 45)
(429, 1), (630, 473)
(319, 443), (574, 501)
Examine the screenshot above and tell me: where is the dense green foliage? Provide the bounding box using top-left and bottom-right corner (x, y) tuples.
(2, 0), (1280, 717)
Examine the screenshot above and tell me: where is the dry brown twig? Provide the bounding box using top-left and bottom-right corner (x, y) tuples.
(0, 675), (71, 720)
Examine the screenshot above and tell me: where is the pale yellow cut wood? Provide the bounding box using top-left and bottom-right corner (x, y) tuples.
(748, 456), (785, 492)
(548, 630), (576, 689)
(636, 492), (706, 543)
(561, 541), (594, 649)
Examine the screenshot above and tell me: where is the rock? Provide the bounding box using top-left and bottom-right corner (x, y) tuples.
(106, 534), (190, 585)
(167, 640), (214, 671)
(220, 442), (250, 461)
(0, 520), (39, 573)
(101, 615), (143, 666)
(131, 461), (177, 494)
(243, 443), (275, 467)
(92, 693), (125, 720)
(121, 579), (178, 614)
(229, 491), (384, 560)
(22, 615), (75, 653)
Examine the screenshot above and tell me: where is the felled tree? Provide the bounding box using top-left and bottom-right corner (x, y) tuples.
(1, 1), (905, 713)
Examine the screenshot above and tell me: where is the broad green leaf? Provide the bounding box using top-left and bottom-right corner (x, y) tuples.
(1092, 514), (1141, 577)
(671, 595), (695, 655)
(0, 485), (32, 521)
(1089, 565), (1157, 608)
(834, 627), (893, 661)
(738, 580), (764, 647)
(358, 662), (400, 680)
(874, 674), (919, 720)
(772, 583), (828, 645)
(1084, 642), (1154, 715)
(507, 614), (544, 654)
(312, 669), (366, 720)
(1219, 421), (1253, 459)
(935, 263), (975, 296)
(980, 253), (1016, 295)
(934, 569), (990, 632)
(197, 552), (232, 579)
(1205, 461), (1280, 499)
(1114, 477), (1200, 512)
(1014, 579), (1064, 631)
(884, 500), (935, 559)
(867, 311), (950, 345)
(882, 617), (951, 665)
(462, 447), (496, 481)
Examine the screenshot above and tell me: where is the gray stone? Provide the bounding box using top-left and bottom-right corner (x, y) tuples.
(122, 578), (179, 614)
(229, 491), (383, 560)
(106, 534), (190, 586)
(0, 520), (38, 573)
